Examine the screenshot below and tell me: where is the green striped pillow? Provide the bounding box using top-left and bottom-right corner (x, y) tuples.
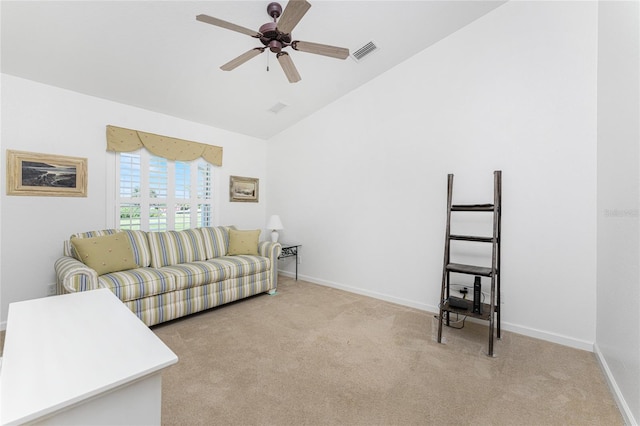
(198, 226), (230, 258)
(147, 229), (207, 268)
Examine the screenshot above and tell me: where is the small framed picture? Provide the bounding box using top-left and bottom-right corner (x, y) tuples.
(6, 150), (88, 197)
(229, 175), (259, 202)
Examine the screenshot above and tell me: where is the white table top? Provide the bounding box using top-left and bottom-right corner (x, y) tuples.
(0, 289), (178, 425)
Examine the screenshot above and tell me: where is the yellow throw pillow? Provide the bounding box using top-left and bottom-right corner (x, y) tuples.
(71, 232), (137, 275)
(227, 229), (261, 256)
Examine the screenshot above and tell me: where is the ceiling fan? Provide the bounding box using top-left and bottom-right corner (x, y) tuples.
(196, 0), (350, 83)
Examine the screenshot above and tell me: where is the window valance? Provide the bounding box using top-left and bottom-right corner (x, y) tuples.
(106, 125), (223, 166)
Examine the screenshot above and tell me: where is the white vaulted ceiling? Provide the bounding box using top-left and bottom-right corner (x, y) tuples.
(1, 1), (506, 139)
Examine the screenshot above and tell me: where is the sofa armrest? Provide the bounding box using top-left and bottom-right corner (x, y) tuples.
(258, 241), (282, 291)
(54, 256), (102, 294)
(258, 241), (282, 261)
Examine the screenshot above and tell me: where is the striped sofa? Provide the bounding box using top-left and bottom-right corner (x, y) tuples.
(54, 226), (281, 326)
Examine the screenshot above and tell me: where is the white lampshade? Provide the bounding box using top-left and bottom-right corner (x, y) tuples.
(266, 215), (284, 242)
(267, 215), (284, 230)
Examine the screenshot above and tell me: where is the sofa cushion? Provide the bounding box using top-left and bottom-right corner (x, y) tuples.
(213, 255), (271, 278)
(147, 229), (207, 268)
(227, 229), (261, 256)
(198, 226), (230, 258)
(161, 261), (229, 290)
(71, 232), (137, 275)
(98, 267), (177, 302)
(121, 277), (271, 327)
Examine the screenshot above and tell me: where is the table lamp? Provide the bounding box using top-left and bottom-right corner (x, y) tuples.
(266, 215), (284, 242)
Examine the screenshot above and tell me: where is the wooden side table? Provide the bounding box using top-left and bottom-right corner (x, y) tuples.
(279, 242), (301, 280)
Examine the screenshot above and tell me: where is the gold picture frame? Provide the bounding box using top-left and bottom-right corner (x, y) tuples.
(229, 175), (259, 202)
(6, 150), (88, 197)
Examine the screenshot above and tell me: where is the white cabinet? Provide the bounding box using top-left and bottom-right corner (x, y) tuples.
(1, 289), (178, 425)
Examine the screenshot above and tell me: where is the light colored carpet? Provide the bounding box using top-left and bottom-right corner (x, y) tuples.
(153, 276), (622, 426)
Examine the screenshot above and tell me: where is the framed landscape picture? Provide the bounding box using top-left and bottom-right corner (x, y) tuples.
(229, 175), (259, 202)
(6, 150), (88, 197)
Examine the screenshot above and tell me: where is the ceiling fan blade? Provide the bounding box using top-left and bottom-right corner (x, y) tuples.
(276, 52), (301, 83)
(220, 48), (265, 71)
(291, 40), (350, 59)
(196, 14), (262, 38)
(276, 0), (311, 35)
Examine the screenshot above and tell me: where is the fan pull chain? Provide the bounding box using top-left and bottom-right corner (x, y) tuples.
(267, 53), (270, 72)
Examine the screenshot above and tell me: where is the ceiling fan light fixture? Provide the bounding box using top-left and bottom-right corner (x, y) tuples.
(269, 40), (283, 53)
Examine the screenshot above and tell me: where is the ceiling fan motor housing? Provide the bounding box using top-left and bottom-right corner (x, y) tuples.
(259, 21), (292, 52)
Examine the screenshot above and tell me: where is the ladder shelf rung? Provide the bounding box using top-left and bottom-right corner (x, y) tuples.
(446, 263), (493, 277)
(451, 204), (494, 212)
(449, 234), (493, 243)
(442, 300), (498, 321)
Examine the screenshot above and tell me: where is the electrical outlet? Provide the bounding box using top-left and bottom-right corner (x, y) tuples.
(297, 255), (302, 265)
(47, 283), (57, 296)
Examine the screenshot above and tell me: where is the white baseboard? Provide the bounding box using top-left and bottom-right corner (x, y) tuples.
(500, 322), (594, 352)
(594, 343), (637, 426)
(281, 271), (437, 311)
(285, 272), (595, 352)
(0, 321), (6, 332)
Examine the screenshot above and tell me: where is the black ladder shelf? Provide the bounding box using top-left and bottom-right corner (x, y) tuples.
(437, 171), (502, 356)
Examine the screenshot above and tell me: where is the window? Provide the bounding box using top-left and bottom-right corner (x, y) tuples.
(117, 150), (213, 231)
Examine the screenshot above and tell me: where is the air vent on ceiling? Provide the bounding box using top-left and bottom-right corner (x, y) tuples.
(268, 102), (288, 114)
(351, 41), (379, 62)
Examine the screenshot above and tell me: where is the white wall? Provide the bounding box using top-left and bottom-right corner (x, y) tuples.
(596, 2), (640, 424)
(267, 1), (598, 349)
(0, 74), (269, 326)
